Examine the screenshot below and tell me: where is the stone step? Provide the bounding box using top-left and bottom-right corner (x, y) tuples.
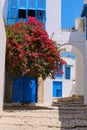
(0, 125), (87, 130)
(2, 108), (87, 115)
(1, 96), (87, 130)
(53, 103), (86, 107)
(3, 104), (87, 116)
(54, 105), (86, 109)
(3, 110), (87, 117)
(1, 112), (87, 121)
(0, 115), (87, 129)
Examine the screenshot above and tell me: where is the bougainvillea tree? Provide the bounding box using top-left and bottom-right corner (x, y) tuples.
(6, 17), (61, 79)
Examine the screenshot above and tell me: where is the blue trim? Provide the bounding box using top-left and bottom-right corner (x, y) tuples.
(81, 4), (87, 17)
(61, 52), (76, 59)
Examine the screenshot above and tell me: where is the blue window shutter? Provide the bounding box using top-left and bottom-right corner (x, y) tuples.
(10, 8), (17, 19)
(7, 0), (17, 24)
(37, 0), (46, 26)
(19, 0), (26, 7)
(28, 0), (36, 9)
(37, 0), (46, 9)
(11, 0), (17, 7)
(65, 66), (71, 79)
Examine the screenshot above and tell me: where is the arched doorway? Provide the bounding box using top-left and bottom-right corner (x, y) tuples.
(59, 43), (84, 97)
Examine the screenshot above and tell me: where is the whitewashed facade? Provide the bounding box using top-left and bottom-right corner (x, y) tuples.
(0, 0), (7, 112)
(44, 57), (76, 105)
(44, 0), (76, 105)
(1, 0), (87, 110)
(43, 0), (87, 105)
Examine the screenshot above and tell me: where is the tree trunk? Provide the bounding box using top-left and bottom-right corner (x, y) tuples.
(37, 76), (44, 103)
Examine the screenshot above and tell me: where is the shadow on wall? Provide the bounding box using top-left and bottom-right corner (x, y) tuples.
(2, 0), (8, 22)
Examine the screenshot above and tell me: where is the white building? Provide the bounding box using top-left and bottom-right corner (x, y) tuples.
(44, 0), (76, 105)
(44, 56), (76, 104)
(6, 0), (75, 104)
(1, 0), (87, 111)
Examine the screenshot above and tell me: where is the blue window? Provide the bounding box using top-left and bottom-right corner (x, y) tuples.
(53, 81), (62, 97)
(65, 66), (71, 79)
(7, 0), (46, 26)
(11, 0), (17, 7)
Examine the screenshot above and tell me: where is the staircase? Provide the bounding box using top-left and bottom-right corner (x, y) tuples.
(0, 96), (87, 130)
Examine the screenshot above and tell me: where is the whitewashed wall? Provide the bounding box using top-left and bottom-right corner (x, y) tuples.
(44, 57), (76, 104)
(46, 0), (61, 39)
(1, 0), (8, 21)
(62, 80), (73, 97)
(44, 78), (53, 105)
(84, 0), (87, 4)
(62, 57), (76, 97)
(0, 0), (7, 112)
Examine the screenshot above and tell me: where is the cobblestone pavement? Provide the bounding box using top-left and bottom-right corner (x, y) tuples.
(0, 96), (87, 130)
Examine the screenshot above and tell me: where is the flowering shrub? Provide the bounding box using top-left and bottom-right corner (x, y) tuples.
(6, 17), (60, 79)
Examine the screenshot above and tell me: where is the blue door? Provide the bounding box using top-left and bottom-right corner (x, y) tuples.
(12, 75), (37, 103)
(53, 81), (62, 97)
(12, 77), (24, 103)
(23, 76), (37, 103)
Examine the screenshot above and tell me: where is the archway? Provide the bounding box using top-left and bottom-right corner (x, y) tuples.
(59, 43), (84, 97)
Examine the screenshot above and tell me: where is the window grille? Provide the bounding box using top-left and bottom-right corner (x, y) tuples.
(28, 9), (36, 17)
(37, 10), (44, 19)
(18, 9), (26, 18)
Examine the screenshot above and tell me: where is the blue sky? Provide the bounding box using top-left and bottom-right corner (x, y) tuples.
(62, 0), (84, 29)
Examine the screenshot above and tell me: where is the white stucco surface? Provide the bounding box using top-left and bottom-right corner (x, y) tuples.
(44, 78), (53, 105)
(84, 0), (87, 4)
(62, 80), (73, 97)
(44, 56), (76, 104)
(1, 0), (87, 107)
(46, 0), (61, 39)
(1, 0), (8, 21)
(0, 0), (6, 112)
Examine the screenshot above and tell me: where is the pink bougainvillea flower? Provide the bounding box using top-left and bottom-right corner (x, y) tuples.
(6, 17), (60, 79)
